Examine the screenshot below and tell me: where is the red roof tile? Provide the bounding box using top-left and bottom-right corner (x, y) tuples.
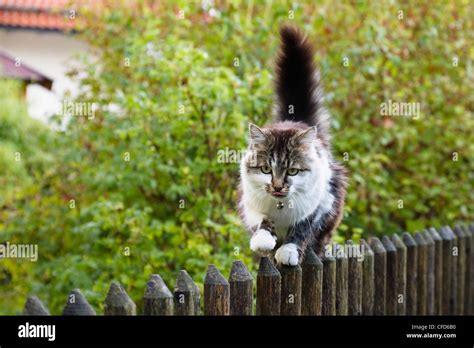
(0, 0), (72, 11)
(0, 0), (96, 31)
(0, 10), (76, 30)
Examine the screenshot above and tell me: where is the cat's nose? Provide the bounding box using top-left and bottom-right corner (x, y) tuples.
(271, 186), (287, 197)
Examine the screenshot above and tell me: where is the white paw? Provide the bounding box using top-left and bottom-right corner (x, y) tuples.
(250, 229), (276, 252)
(275, 243), (299, 266)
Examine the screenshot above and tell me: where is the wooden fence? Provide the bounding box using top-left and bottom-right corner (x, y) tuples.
(23, 224), (473, 316)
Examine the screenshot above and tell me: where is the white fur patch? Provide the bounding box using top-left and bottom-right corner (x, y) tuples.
(250, 229), (276, 252)
(275, 243), (299, 266)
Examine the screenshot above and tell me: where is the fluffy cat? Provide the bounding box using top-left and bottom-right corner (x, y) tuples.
(239, 25), (347, 266)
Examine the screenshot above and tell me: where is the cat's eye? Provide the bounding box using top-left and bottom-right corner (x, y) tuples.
(287, 168), (299, 176)
(260, 165), (272, 174)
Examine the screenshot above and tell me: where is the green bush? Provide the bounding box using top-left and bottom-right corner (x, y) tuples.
(0, 0), (472, 314)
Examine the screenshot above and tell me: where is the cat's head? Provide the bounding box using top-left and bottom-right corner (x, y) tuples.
(241, 122), (326, 200)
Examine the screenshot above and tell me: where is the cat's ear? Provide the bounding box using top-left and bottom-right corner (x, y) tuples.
(295, 126), (317, 145)
(248, 123), (267, 145)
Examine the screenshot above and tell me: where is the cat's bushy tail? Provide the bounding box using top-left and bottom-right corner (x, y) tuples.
(274, 25), (330, 142)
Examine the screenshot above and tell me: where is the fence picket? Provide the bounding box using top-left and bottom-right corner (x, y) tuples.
(301, 248), (323, 315)
(360, 239), (374, 315)
(370, 237), (386, 315)
(144, 274), (173, 315)
(346, 240), (362, 315)
(428, 228), (443, 315)
(104, 281), (136, 316)
(256, 257), (281, 315)
(382, 236), (397, 315)
(229, 260), (253, 316)
(402, 232), (417, 315)
(391, 234), (406, 315)
(322, 255), (336, 316)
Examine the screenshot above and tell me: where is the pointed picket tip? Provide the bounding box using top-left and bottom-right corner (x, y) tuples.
(414, 231), (427, 245)
(229, 260), (253, 282)
(175, 270), (196, 292)
(105, 280), (136, 315)
(446, 225), (457, 239)
(402, 232), (416, 247)
(391, 234), (406, 250)
(381, 235), (396, 253)
(258, 256), (280, 276)
(63, 289), (96, 315)
(440, 226), (454, 240)
(23, 295), (50, 316)
(428, 227), (442, 241)
(205, 264), (229, 286)
(359, 239), (374, 257)
(370, 237), (385, 253)
(302, 247), (323, 268)
(145, 274), (173, 299)
(422, 230), (434, 245)
(453, 225), (466, 238)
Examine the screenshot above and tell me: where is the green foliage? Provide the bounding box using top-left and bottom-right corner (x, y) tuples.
(1, 0), (472, 314)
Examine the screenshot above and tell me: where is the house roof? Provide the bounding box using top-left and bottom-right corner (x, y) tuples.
(0, 50), (53, 89)
(0, 0), (83, 31)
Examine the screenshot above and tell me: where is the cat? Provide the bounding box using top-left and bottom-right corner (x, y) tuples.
(238, 25), (347, 266)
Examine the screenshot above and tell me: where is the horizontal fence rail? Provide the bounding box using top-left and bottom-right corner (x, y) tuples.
(22, 224), (474, 316)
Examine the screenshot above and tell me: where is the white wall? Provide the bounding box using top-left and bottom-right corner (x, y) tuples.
(0, 28), (89, 125)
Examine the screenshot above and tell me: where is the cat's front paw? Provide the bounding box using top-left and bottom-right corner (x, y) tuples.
(275, 243), (299, 266)
(250, 229), (277, 253)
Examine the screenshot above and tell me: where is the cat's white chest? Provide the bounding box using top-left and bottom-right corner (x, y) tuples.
(264, 203), (295, 239)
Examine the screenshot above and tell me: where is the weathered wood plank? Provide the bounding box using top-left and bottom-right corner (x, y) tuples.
(392, 234), (406, 315)
(63, 289), (96, 315)
(23, 295), (50, 316)
(322, 255), (336, 316)
(279, 264), (302, 315)
(174, 270), (199, 315)
(204, 264), (230, 315)
(453, 225), (466, 315)
(446, 226), (458, 315)
(301, 248), (323, 315)
(402, 232), (417, 315)
(370, 237), (386, 316)
(440, 226), (454, 315)
(428, 227), (443, 315)
(144, 274), (173, 315)
(414, 232), (427, 315)
(335, 244), (348, 316)
(104, 281), (136, 315)
(462, 224), (472, 315)
(360, 239), (374, 315)
(256, 257), (281, 316)
(422, 230), (435, 315)
(382, 236), (397, 315)
(229, 260), (253, 316)
(346, 240), (362, 315)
